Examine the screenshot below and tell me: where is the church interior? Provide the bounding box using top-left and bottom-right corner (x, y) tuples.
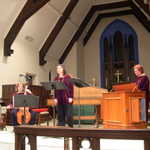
(0, 0), (150, 149)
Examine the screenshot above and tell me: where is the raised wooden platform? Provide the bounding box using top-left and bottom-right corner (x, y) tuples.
(14, 125), (150, 150)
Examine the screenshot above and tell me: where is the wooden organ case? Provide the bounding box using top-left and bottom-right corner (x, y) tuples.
(47, 86), (108, 124)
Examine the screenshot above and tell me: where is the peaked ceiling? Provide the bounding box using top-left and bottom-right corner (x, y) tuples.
(1, 0), (150, 65)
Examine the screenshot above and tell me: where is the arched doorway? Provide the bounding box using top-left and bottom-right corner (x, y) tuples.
(100, 19), (139, 89)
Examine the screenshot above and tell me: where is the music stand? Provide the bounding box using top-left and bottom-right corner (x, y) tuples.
(70, 78), (90, 127)
(14, 95), (39, 125)
(70, 78), (90, 88)
(41, 81), (67, 90)
(41, 81), (67, 126)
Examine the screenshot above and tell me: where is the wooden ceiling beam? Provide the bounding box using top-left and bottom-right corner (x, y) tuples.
(60, 0), (150, 63)
(93, 0), (131, 11)
(59, 6), (97, 64)
(83, 1), (150, 46)
(134, 0), (150, 16)
(4, 0), (50, 56)
(59, 1), (131, 64)
(39, 0), (79, 66)
(131, 1), (150, 31)
(83, 9), (133, 45)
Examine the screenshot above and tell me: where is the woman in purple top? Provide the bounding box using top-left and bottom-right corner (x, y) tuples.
(10, 83), (37, 126)
(54, 64), (74, 127)
(133, 64), (150, 122)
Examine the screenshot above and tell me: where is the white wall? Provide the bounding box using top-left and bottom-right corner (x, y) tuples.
(76, 41), (85, 80)
(83, 15), (150, 87)
(63, 41), (85, 81)
(63, 43), (78, 78)
(0, 36), (58, 97)
(0, 32), (78, 98)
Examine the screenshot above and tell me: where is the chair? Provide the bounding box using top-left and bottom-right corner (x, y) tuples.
(32, 108), (52, 125)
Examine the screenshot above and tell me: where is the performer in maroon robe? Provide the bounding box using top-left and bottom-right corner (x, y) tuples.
(133, 64), (150, 122)
(54, 64), (74, 127)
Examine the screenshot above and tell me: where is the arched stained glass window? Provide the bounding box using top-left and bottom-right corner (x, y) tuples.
(100, 19), (139, 89)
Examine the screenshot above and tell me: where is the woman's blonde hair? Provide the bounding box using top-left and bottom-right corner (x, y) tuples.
(133, 64), (144, 73)
(15, 83), (25, 92)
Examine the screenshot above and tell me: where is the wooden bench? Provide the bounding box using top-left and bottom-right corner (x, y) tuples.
(14, 125), (150, 150)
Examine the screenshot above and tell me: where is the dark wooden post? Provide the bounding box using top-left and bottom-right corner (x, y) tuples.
(144, 139), (150, 150)
(72, 137), (80, 150)
(91, 138), (100, 150)
(28, 135), (37, 150)
(15, 134), (25, 150)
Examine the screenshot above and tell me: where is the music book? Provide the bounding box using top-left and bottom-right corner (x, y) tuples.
(13, 95), (39, 108)
(69, 78), (90, 88)
(41, 81), (67, 90)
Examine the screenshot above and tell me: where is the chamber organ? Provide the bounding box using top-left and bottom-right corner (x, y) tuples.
(47, 86), (108, 125)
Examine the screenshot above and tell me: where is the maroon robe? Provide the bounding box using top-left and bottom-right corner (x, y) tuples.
(135, 75), (149, 102)
(135, 74), (150, 121)
(54, 74), (74, 104)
